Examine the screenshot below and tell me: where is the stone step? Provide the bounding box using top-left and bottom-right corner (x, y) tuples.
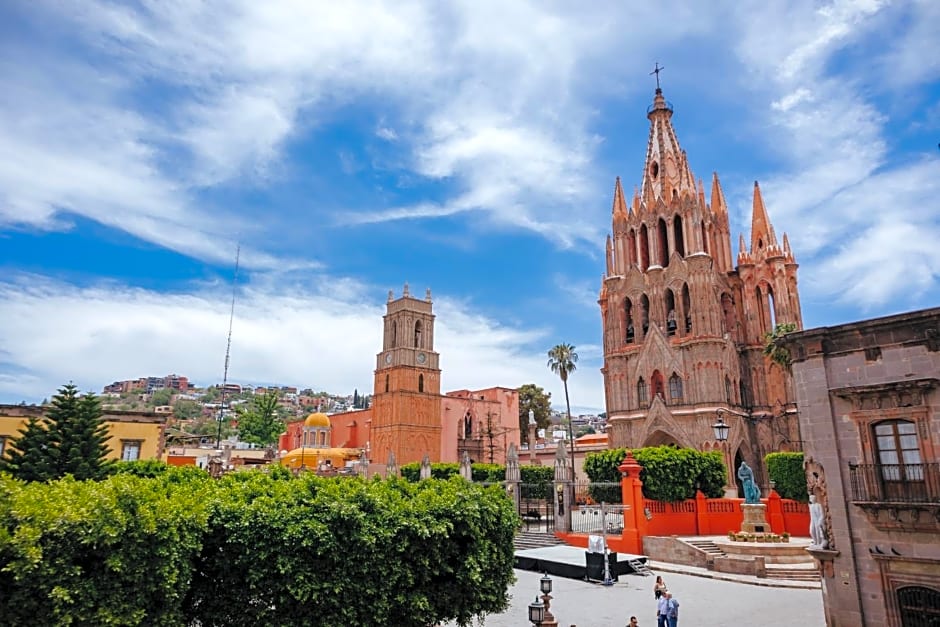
(686, 540), (726, 555)
(514, 532), (566, 551)
(766, 566), (821, 581)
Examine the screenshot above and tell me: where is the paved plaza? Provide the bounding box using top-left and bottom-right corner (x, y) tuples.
(448, 567), (825, 627)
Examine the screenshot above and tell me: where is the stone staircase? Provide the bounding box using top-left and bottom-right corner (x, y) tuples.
(685, 539), (727, 558)
(765, 564), (821, 582)
(514, 531), (567, 551)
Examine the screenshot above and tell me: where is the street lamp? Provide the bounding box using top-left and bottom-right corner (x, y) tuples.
(712, 416), (729, 442)
(540, 573), (553, 595)
(528, 596), (545, 625)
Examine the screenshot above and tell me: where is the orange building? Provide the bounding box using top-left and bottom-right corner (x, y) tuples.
(279, 285), (521, 466)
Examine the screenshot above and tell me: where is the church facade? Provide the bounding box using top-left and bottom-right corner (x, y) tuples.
(599, 86), (803, 489)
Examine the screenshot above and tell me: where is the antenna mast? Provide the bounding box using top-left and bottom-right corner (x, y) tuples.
(216, 244), (241, 449)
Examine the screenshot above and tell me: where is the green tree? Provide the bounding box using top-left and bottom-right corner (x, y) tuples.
(517, 383), (552, 444)
(763, 322), (798, 369)
(172, 399), (202, 420)
(0, 415), (58, 481)
(547, 343), (578, 479)
(149, 388), (174, 406)
(236, 390), (285, 446)
(0, 384), (111, 482)
(53, 388), (112, 480)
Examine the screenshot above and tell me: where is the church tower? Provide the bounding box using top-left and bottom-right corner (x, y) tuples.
(599, 83), (803, 489)
(371, 283), (443, 465)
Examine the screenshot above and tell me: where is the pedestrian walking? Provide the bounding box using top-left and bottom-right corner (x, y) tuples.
(656, 590), (670, 627)
(653, 575), (667, 600)
(664, 591), (680, 627)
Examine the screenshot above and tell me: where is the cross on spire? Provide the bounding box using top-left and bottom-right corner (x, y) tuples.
(650, 62), (664, 91)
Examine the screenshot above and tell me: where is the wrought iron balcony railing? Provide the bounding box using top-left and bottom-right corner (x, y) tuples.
(848, 462), (940, 504)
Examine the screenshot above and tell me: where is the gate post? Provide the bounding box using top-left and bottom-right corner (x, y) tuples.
(505, 444), (522, 515)
(553, 443), (573, 532)
(618, 452), (647, 555)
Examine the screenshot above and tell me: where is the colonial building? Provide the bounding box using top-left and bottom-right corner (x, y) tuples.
(781, 308), (940, 627)
(599, 85), (803, 489)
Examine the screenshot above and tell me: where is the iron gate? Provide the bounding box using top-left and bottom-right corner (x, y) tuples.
(519, 482), (554, 533)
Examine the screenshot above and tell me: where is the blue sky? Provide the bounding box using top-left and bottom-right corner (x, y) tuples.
(1, 0), (938, 411)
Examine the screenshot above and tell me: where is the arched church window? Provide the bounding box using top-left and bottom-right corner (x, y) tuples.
(658, 218), (669, 267)
(628, 229), (637, 267)
(391, 321), (397, 348)
(385, 375), (389, 393)
(637, 378), (648, 407)
(651, 370), (665, 400)
(755, 286), (767, 335)
(665, 289), (677, 336)
(669, 374), (683, 401)
(624, 298), (634, 344)
(674, 214), (685, 257)
(639, 224), (650, 271)
(725, 376), (732, 403)
(767, 287), (777, 328)
(640, 294), (650, 336)
(418, 374), (424, 393)
(414, 320), (422, 348)
(682, 283), (692, 333)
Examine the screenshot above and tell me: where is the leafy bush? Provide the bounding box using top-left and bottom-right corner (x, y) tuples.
(0, 470), (517, 627)
(520, 465), (554, 499)
(765, 452), (806, 501)
(584, 446), (726, 502)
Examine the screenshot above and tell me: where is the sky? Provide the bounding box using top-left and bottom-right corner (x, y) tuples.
(0, 0), (938, 413)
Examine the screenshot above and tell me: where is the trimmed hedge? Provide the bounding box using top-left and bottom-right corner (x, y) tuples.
(399, 462), (553, 500)
(0, 470), (517, 627)
(584, 446), (727, 502)
(765, 452), (807, 501)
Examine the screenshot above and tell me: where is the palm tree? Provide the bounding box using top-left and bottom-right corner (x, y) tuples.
(547, 343), (578, 482)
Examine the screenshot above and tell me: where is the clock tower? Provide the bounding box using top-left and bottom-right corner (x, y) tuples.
(371, 283), (443, 465)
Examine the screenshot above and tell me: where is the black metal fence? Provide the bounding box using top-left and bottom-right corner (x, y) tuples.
(519, 483), (554, 533)
(848, 463), (940, 503)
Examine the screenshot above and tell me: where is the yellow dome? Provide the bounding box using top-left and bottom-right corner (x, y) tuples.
(304, 412), (331, 427)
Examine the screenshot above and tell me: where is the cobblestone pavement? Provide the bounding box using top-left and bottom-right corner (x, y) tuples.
(447, 567), (825, 627)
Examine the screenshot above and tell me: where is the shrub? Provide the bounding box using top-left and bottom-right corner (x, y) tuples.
(584, 446), (726, 502)
(765, 452), (806, 501)
(0, 470), (517, 627)
(519, 465), (554, 499)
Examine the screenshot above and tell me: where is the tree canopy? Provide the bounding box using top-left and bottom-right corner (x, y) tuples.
(236, 390), (285, 446)
(517, 383), (552, 444)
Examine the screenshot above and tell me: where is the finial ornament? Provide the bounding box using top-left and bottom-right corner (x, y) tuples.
(650, 62), (665, 91)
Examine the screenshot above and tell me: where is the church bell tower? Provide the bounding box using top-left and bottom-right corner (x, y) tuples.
(598, 77), (803, 489)
(371, 283), (442, 465)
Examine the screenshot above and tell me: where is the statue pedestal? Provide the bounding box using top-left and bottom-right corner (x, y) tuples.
(740, 503), (770, 534)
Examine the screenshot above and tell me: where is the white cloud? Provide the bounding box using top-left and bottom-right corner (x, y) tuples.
(0, 274), (606, 410)
(730, 0), (940, 311)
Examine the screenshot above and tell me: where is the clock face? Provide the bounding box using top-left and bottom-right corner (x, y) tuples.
(385, 353), (393, 364)
(416, 352), (427, 364)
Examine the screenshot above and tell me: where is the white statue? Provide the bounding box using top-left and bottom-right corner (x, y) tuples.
(809, 494), (828, 549)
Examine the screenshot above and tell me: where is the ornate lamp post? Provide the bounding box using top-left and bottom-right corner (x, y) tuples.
(536, 574), (557, 626)
(712, 415), (731, 496)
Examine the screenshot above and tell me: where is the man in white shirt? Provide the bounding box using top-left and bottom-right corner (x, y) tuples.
(656, 591), (670, 627)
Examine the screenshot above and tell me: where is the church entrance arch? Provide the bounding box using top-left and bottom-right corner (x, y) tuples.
(643, 430), (680, 448)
